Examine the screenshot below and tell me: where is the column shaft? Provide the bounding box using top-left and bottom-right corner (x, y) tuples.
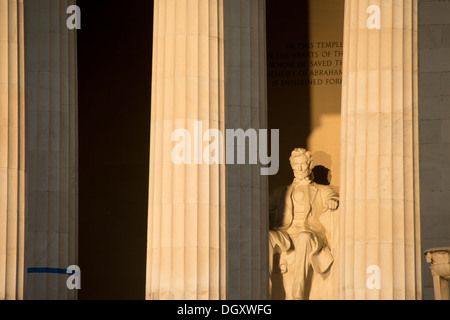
(0, 0), (25, 300)
(147, 0), (226, 300)
(146, 0), (269, 300)
(24, 0), (78, 300)
(340, 0), (421, 299)
(224, 0), (268, 300)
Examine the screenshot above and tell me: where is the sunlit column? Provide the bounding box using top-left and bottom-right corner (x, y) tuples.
(146, 0), (227, 300)
(0, 0), (25, 300)
(340, 0), (421, 300)
(146, 0), (269, 300)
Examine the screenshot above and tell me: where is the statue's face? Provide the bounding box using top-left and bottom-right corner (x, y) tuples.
(290, 154), (310, 180)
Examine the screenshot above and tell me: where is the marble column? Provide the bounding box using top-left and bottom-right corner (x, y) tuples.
(340, 0), (421, 299)
(0, 0), (78, 300)
(223, 0), (269, 300)
(146, 0), (268, 300)
(0, 0), (25, 300)
(23, 0), (79, 300)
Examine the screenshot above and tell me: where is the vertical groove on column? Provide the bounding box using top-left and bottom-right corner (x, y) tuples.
(207, 0), (221, 300)
(250, 0), (258, 299)
(339, 0), (350, 300)
(403, 0), (412, 299)
(208, 0), (215, 298)
(411, 0), (421, 300)
(355, 0), (368, 300)
(258, 0), (268, 298)
(224, 0), (239, 299)
(368, 5), (378, 300)
(48, 0), (58, 300)
(168, 0), (176, 299)
(17, 0), (25, 300)
(376, 0), (385, 302)
(178, 0), (188, 299)
(386, 0), (395, 300)
(163, 0), (174, 300)
(393, 0), (404, 300)
(340, 0), (359, 300)
(340, 0), (420, 300)
(0, 0), (25, 300)
(58, 0), (66, 298)
(350, 0), (358, 300)
(69, 0), (78, 300)
(148, 0), (162, 299)
(196, 0), (204, 300)
(218, 0), (226, 300)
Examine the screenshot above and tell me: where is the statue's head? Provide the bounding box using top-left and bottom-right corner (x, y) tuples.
(289, 148), (313, 180)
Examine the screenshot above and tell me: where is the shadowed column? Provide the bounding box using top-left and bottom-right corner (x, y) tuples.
(24, 0), (78, 300)
(0, 0), (78, 300)
(223, 0), (269, 300)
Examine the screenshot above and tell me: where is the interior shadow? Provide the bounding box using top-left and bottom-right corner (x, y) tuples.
(77, 0), (154, 300)
(266, 0), (311, 192)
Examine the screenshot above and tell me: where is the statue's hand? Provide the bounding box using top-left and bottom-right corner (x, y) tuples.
(326, 199), (339, 211)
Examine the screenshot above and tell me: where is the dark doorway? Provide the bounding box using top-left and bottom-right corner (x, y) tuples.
(77, 0), (154, 299)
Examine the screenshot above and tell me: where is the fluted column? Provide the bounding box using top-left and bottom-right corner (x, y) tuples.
(147, 0), (226, 300)
(223, 0), (268, 300)
(24, 0), (78, 300)
(146, 0), (268, 300)
(0, 0), (25, 300)
(340, 0), (421, 299)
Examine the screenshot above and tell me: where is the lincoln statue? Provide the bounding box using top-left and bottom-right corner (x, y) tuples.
(269, 148), (339, 300)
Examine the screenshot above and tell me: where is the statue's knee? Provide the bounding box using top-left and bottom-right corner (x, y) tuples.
(294, 233), (312, 246)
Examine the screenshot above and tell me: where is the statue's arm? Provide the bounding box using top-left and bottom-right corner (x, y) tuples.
(321, 185), (339, 211)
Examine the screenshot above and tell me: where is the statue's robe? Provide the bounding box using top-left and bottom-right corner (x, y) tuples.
(269, 180), (339, 298)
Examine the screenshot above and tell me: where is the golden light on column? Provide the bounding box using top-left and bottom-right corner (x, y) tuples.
(340, 0), (421, 300)
(0, 0), (25, 300)
(146, 0), (227, 300)
(146, 0), (269, 300)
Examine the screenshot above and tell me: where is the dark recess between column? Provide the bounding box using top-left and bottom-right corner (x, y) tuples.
(77, 0), (154, 300)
